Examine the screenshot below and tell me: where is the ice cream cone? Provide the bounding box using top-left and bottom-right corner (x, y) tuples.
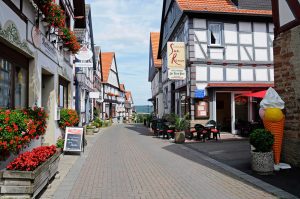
(263, 117), (285, 164)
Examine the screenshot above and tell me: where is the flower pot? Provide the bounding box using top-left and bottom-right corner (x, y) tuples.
(86, 126), (95, 135)
(93, 128), (99, 133)
(175, 131), (185, 144)
(0, 151), (60, 198)
(251, 150), (274, 175)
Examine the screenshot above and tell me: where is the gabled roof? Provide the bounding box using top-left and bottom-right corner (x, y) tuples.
(120, 84), (125, 92)
(101, 52), (115, 83)
(125, 91), (132, 102)
(176, 0), (272, 15)
(150, 32), (162, 68)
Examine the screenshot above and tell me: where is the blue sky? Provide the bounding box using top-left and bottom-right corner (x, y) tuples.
(86, 0), (163, 105)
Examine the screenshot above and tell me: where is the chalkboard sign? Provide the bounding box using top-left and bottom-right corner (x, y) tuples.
(64, 127), (83, 153)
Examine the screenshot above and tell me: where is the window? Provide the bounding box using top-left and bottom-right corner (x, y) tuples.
(0, 57), (28, 109)
(208, 23), (222, 46)
(58, 78), (69, 108)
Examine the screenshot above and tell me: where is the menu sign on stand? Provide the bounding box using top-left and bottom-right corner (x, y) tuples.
(64, 127), (84, 153)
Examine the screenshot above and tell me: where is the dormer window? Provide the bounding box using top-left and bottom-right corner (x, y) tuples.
(208, 23), (222, 46)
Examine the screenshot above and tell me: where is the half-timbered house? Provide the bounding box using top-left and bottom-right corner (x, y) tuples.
(148, 32), (163, 118)
(100, 52), (122, 120)
(158, 0), (274, 134)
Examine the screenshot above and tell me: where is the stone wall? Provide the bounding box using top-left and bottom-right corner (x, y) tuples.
(273, 25), (300, 167)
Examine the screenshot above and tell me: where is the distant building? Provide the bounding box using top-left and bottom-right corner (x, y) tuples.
(100, 52), (123, 121)
(271, 0), (300, 166)
(74, 4), (95, 126)
(148, 32), (164, 119)
(158, 0), (274, 133)
(125, 91), (134, 121)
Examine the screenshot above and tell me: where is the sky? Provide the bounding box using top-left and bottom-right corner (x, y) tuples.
(86, 0), (163, 105)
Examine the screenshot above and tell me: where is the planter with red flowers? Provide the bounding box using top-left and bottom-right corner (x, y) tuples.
(0, 145), (60, 198)
(0, 107), (48, 161)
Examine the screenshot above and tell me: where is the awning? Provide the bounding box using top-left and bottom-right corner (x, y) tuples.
(238, 90), (267, 98)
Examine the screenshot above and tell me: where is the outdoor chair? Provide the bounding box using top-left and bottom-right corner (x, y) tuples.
(194, 124), (208, 142)
(205, 120), (221, 141)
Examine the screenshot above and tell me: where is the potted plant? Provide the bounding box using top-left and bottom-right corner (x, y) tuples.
(86, 125), (95, 135)
(249, 129), (274, 175)
(56, 136), (64, 152)
(58, 109), (79, 130)
(174, 116), (189, 144)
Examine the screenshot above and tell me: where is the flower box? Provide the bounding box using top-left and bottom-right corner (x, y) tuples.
(0, 151), (60, 198)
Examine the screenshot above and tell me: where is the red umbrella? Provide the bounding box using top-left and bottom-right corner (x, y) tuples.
(239, 90), (267, 98)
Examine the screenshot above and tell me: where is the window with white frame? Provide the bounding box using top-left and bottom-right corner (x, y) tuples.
(208, 23), (222, 46)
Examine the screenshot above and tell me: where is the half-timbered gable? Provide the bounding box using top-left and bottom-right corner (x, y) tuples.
(158, 0), (275, 132)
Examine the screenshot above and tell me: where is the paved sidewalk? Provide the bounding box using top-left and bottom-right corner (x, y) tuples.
(47, 124), (278, 199)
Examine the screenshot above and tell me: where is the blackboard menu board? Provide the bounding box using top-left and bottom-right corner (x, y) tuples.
(64, 127), (83, 152)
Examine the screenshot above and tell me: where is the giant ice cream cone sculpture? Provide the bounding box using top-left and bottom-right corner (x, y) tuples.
(260, 88), (285, 165)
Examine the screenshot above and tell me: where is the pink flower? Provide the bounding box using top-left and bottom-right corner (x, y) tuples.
(22, 132), (26, 135)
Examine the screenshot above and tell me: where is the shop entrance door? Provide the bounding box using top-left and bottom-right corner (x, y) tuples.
(216, 92), (232, 132)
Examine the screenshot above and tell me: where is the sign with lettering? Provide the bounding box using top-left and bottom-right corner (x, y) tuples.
(75, 62), (93, 68)
(64, 127), (83, 152)
(167, 42), (186, 69)
(168, 69), (186, 80)
(31, 27), (58, 60)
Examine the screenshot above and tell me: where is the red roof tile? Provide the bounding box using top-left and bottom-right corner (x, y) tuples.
(101, 52), (114, 83)
(150, 32), (162, 68)
(120, 84), (125, 92)
(208, 83), (274, 87)
(176, 0), (272, 15)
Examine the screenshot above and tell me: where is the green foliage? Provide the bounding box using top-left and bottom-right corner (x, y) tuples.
(174, 115), (189, 132)
(56, 137), (64, 149)
(250, 129), (274, 152)
(162, 113), (177, 125)
(59, 109), (79, 129)
(133, 113), (149, 123)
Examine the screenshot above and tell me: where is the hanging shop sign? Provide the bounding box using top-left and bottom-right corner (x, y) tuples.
(167, 42), (186, 69)
(167, 42), (186, 80)
(64, 127), (84, 153)
(74, 62), (93, 68)
(75, 46), (93, 61)
(168, 69), (186, 80)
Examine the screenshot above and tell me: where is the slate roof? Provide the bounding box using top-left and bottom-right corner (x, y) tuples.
(101, 52), (115, 83)
(176, 0), (272, 15)
(150, 32), (162, 68)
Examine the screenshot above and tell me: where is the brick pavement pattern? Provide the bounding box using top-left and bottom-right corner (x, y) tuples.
(66, 124), (276, 199)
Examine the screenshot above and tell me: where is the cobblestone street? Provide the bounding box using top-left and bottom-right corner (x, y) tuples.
(52, 124), (276, 199)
